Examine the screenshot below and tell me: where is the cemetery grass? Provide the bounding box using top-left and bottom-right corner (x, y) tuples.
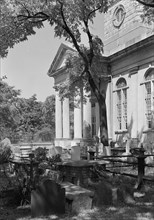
(1, 168), (154, 220)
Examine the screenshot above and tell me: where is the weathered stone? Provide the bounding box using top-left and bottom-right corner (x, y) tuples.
(117, 184), (135, 205)
(72, 194), (92, 214)
(61, 182), (93, 214)
(31, 189), (46, 217)
(31, 179), (65, 217)
(89, 179), (135, 207)
(92, 182), (113, 207)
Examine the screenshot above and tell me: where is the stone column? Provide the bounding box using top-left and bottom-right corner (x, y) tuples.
(55, 92), (62, 138)
(62, 98), (70, 138)
(129, 68), (138, 139)
(74, 97), (83, 139)
(106, 81), (112, 139)
(83, 95), (92, 138)
(95, 102), (100, 137)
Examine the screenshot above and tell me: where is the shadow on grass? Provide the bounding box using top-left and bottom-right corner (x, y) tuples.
(1, 200), (154, 220)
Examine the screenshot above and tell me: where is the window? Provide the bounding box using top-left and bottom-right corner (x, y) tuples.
(123, 89), (127, 129)
(116, 78), (127, 130)
(145, 68), (154, 128)
(117, 90), (122, 129)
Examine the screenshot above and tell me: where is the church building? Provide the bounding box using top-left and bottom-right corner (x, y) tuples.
(48, 0), (154, 150)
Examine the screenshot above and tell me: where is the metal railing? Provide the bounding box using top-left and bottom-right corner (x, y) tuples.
(96, 147), (154, 189)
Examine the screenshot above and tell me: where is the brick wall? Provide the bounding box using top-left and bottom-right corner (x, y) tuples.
(58, 164), (94, 187)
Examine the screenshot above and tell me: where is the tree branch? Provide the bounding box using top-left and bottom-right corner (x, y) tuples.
(58, 1), (88, 65)
(136, 0), (154, 7)
(87, 5), (102, 21)
(17, 11), (49, 23)
(81, 1), (94, 66)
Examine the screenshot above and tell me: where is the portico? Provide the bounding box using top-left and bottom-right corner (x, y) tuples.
(47, 44), (98, 148)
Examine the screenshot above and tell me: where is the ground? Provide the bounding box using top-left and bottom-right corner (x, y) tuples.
(0, 198), (154, 220)
(0, 164), (154, 220)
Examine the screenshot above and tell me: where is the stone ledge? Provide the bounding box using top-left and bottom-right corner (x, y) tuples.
(57, 160), (106, 167)
(61, 182), (94, 200)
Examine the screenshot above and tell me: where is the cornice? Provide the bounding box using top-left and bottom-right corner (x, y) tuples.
(47, 43), (75, 77)
(109, 35), (154, 62)
(49, 66), (67, 78)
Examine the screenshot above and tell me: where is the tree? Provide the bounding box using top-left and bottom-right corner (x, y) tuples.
(0, 77), (21, 141)
(38, 95), (55, 142)
(0, 0), (43, 58)
(17, 95), (45, 142)
(16, 95), (55, 142)
(42, 95), (55, 129)
(0, 77), (55, 142)
(0, 0), (153, 144)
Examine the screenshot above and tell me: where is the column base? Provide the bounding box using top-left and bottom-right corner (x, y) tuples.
(55, 138), (72, 149)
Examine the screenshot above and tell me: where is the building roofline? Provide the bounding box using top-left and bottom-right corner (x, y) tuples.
(109, 34), (154, 62)
(47, 43), (75, 77)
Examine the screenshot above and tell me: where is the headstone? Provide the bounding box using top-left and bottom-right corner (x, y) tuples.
(105, 146), (111, 156)
(92, 182), (113, 207)
(71, 194), (92, 214)
(91, 180), (135, 207)
(71, 146), (80, 161)
(31, 190), (46, 217)
(31, 179), (65, 217)
(55, 146), (62, 155)
(117, 184), (135, 205)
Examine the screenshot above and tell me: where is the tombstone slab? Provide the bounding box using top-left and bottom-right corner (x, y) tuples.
(31, 179), (65, 217)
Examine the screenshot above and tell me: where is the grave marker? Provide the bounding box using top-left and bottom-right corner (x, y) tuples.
(31, 179), (65, 217)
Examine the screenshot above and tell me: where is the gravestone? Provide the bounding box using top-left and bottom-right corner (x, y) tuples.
(92, 182), (113, 207)
(31, 179), (65, 217)
(71, 194), (92, 214)
(91, 180), (135, 207)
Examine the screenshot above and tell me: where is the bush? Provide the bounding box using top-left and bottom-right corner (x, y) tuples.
(34, 147), (48, 162)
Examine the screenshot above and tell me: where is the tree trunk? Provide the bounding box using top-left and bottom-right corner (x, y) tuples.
(87, 70), (108, 145)
(98, 93), (108, 145)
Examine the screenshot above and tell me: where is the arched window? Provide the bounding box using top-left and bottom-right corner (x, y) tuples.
(116, 78), (127, 130)
(144, 68), (154, 128)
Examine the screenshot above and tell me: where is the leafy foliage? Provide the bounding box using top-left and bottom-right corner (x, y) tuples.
(0, 0), (153, 58)
(0, 79), (55, 143)
(0, 0), (43, 57)
(0, 78), (21, 140)
(34, 147), (48, 162)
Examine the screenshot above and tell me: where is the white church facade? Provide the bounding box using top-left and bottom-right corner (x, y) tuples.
(48, 0), (154, 150)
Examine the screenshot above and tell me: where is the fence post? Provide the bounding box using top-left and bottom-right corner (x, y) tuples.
(135, 145), (146, 190)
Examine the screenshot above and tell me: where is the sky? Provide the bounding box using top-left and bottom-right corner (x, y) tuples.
(1, 14), (104, 102)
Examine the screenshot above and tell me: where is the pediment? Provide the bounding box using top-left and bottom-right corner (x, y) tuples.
(47, 43), (75, 77)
